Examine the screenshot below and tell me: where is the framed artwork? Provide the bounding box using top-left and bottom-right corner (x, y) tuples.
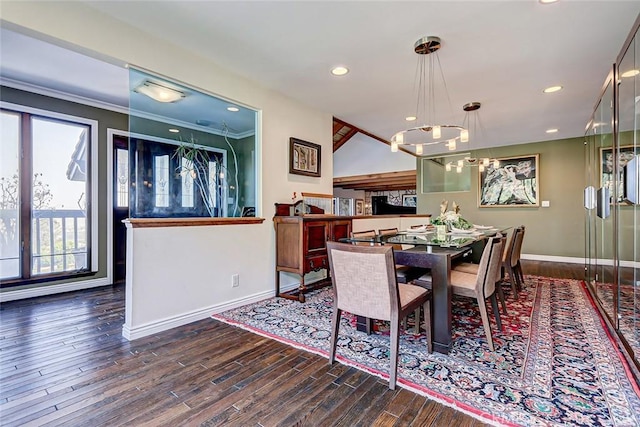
(600, 145), (640, 202)
(402, 194), (417, 207)
(355, 199), (364, 215)
(479, 154), (539, 207)
(289, 138), (321, 177)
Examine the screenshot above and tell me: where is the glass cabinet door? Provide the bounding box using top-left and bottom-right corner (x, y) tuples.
(616, 31), (640, 359)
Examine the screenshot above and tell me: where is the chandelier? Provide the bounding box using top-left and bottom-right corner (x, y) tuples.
(443, 101), (499, 173)
(391, 36), (467, 155)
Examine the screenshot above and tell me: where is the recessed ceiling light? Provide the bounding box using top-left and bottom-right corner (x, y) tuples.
(546, 128), (558, 133)
(227, 106), (240, 112)
(331, 66), (349, 76)
(169, 128), (180, 133)
(405, 116), (417, 121)
(621, 69), (640, 78)
(543, 85), (563, 93)
(539, 0), (559, 4)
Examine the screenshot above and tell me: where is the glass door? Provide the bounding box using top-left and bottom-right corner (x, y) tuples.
(585, 75), (617, 326)
(616, 29), (640, 359)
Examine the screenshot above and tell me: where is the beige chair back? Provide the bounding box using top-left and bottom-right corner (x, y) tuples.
(475, 234), (504, 298)
(350, 229), (376, 246)
(327, 241), (399, 321)
(377, 228), (402, 251)
(510, 226), (525, 267)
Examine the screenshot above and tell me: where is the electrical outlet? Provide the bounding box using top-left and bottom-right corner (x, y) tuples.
(231, 274), (239, 287)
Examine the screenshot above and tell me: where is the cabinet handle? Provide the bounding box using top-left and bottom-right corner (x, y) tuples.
(596, 187), (610, 219)
(584, 186), (595, 210)
(310, 259), (314, 268)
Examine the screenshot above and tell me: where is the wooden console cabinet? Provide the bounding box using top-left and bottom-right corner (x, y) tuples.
(274, 215), (352, 302)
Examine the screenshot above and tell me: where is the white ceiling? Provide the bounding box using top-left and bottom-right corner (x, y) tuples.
(2, 1), (639, 155)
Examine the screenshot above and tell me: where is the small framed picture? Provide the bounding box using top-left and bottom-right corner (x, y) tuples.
(402, 194), (417, 207)
(290, 138), (321, 177)
(355, 199), (364, 215)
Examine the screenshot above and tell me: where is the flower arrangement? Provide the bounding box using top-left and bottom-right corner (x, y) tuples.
(430, 200), (472, 230)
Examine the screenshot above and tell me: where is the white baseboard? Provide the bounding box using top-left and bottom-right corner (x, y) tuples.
(521, 254), (639, 269)
(520, 254), (584, 264)
(0, 277), (111, 303)
(122, 274), (331, 341)
(122, 288), (276, 341)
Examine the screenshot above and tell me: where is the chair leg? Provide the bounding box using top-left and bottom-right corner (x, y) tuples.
(477, 298), (495, 351)
(389, 316), (400, 390)
(423, 300), (432, 354)
(512, 265), (523, 292)
(329, 308), (341, 364)
(490, 294), (502, 331)
(516, 262), (525, 287)
(506, 265), (519, 300)
(414, 307), (421, 334)
(496, 281), (508, 315)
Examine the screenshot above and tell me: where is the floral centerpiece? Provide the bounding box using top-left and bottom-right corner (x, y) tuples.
(430, 200), (472, 230)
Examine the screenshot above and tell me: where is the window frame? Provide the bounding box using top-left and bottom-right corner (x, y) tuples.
(0, 102), (99, 287)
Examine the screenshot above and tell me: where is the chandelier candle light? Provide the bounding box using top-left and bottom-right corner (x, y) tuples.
(391, 36), (468, 155)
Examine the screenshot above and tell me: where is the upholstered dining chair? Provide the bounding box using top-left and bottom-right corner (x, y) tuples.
(452, 233), (509, 315)
(449, 234), (504, 351)
(377, 228), (427, 284)
(499, 226), (525, 299)
(326, 241), (432, 390)
(350, 229), (377, 246)
(506, 226), (526, 292)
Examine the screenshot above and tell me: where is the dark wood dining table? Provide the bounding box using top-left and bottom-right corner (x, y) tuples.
(344, 228), (506, 354)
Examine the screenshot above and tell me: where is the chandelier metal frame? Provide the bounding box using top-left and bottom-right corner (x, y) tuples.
(391, 36), (467, 155)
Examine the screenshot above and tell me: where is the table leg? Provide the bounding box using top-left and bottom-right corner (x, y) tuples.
(430, 255), (452, 354)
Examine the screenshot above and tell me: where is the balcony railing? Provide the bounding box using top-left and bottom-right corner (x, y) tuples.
(0, 209), (86, 279)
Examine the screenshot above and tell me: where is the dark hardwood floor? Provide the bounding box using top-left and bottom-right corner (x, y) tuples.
(0, 261), (582, 426)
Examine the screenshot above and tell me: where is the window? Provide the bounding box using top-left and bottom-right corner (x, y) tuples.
(116, 148), (129, 208)
(154, 155), (170, 208)
(0, 106), (97, 284)
(181, 157), (194, 208)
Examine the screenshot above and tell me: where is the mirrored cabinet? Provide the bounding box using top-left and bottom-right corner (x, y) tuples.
(585, 15), (640, 374)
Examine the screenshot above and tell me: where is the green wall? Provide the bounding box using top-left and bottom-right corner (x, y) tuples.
(1, 86), (128, 288)
(417, 136), (586, 258)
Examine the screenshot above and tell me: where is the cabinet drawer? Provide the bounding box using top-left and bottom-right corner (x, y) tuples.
(305, 255), (328, 273)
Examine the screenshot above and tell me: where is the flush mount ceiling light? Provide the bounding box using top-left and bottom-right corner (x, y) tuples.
(621, 69), (640, 78)
(390, 36), (467, 154)
(543, 85), (563, 93)
(331, 66), (349, 76)
(134, 80), (186, 103)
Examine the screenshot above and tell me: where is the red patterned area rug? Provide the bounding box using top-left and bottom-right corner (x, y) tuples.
(212, 276), (640, 426)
